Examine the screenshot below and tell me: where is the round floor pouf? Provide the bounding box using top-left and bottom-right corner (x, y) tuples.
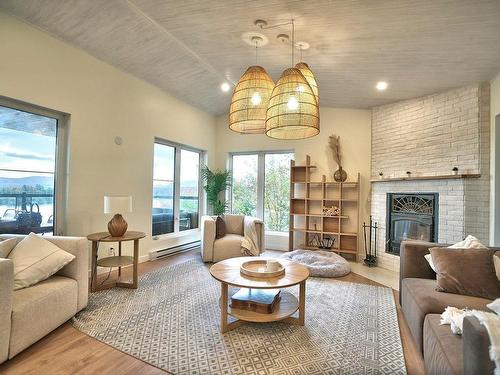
(281, 249), (351, 277)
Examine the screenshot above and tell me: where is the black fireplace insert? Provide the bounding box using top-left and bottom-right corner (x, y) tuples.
(386, 193), (438, 255)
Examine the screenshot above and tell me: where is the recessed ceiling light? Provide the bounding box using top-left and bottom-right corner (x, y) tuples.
(376, 81), (388, 91)
(220, 82), (231, 92)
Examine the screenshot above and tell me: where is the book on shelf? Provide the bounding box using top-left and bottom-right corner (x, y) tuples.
(230, 288), (281, 314)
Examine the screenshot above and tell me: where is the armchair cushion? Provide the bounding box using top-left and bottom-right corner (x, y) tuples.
(213, 234), (244, 262)
(223, 214), (244, 235)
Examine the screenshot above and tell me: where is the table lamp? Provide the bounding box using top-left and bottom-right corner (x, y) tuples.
(104, 195), (132, 237)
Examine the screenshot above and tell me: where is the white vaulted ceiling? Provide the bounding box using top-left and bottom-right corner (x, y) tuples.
(1, 0), (500, 114)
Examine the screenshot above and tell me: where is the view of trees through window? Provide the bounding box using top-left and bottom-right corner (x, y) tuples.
(0, 104), (59, 235)
(231, 152), (293, 232)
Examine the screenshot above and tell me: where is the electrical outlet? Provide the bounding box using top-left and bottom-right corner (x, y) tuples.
(108, 247), (114, 256)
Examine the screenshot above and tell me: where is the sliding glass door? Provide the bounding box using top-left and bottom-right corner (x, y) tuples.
(230, 151), (293, 232)
(152, 140), (202, 236)
(0, 99), (66, 236)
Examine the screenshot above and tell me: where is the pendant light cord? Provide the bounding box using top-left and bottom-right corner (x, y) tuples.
(255, 40), (258, 65)
(291, 19), (295, 66)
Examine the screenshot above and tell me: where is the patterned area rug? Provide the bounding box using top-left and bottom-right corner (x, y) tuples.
(72, 259), (406, 375)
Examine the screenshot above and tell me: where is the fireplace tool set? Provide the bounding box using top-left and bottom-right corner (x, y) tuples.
(363, 216), (378, 267)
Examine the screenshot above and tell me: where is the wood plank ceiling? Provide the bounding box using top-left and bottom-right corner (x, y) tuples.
(1, 0), (500, 115)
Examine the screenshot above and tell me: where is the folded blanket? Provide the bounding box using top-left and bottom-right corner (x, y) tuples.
(241, 217), (262, 256)
(441, 302), (500, 375)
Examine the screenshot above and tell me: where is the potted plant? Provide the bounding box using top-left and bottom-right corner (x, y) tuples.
(201, 166), (231, 215)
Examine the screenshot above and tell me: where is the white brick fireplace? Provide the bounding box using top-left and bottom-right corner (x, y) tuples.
(370, 84), (490, 272)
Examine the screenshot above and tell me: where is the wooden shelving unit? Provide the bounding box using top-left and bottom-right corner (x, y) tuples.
(289, 155), (360, 260)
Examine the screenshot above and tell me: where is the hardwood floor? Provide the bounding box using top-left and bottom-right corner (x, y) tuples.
(0, 249), (425, 375)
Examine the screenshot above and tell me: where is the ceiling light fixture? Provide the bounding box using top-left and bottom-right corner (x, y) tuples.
(229, 36), (274, 134)
(376, 81), (388, 91)
(220, 82), (231, 92)
(264, 19), (320, 140)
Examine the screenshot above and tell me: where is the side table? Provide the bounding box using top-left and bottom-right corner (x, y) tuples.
(87, 231), (146, 292)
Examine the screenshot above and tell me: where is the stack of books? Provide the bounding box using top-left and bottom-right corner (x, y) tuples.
(230, 288), (281, 314)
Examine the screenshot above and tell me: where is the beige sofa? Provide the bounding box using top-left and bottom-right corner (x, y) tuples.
(201, 214), (265, 262)
(0, 234), (88, 363)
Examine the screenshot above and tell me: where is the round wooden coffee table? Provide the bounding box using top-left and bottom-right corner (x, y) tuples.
(210, 257), (310, 333)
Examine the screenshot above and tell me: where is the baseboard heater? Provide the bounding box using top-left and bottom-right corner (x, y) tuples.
(149, 240), (200, 260)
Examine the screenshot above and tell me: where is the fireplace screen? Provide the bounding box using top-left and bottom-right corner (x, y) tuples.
(386, 193), (438, 255)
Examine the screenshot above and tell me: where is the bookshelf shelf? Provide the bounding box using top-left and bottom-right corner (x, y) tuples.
(288, 155), (360, 260)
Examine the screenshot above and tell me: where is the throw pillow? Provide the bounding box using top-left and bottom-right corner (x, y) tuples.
(0, 238), (17, 258)
(487, 298), (500, 315)
(215, 216), (226, 239)
(424, 235), (488, 272)
(488, 298), (500, 315)
(430, 247), (500, 300)
(495, 255), (500, 280)
(8, 233), (75, 290)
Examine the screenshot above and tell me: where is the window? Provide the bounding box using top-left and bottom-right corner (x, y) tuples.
(230, 151), (293, 232)
(0, 98), (66, 235)
(152, 139), (202, 236)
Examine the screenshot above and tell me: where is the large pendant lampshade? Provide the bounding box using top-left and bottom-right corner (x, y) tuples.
(265, 67), (319, 140)
(295, 62), (319, 104)
(229, 65), (275, 134)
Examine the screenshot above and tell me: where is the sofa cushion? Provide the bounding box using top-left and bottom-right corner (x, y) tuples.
(0, 238), (17, 258)
(430, 247), (500, 300)
(9, 276), (77, 358)
(213, 234), (243, 262)
(8, 233), (75, 290)
(401, 278), (491, 353)
(423, 314), (463, 375)
(223, 215), (244, 235)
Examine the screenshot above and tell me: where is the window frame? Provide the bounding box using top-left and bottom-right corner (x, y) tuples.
(0, 96), (68, 236)
(228, 150), (294, 230)
(153, 137), (204, 237)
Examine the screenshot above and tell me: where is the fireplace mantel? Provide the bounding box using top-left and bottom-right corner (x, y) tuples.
(370, 174), (480, 183)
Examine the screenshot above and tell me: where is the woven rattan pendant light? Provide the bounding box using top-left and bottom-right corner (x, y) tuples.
(265, 21), (319, 140)
(295, 62), (319, 104)
(229, 66), (274, 133)
(229, 36), (274, 134)
(265, 67), (319, 139)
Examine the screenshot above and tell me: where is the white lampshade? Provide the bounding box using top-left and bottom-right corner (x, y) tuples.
(104, 195), (132, 214)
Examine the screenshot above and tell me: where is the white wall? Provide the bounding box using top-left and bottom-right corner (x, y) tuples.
(491, 72), (500, 245)
(215, 108), (372, 256)
(0, 12), (217, 257)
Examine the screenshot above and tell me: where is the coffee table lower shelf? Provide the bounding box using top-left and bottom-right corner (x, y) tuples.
(218, 284), (306, 333)
(225, 290), (299, 323)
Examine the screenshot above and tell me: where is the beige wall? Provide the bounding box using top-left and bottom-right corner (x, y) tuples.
(491, 72), (500, 245)
(0, 12), (217, 257)
(215, 108), (372, 257)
